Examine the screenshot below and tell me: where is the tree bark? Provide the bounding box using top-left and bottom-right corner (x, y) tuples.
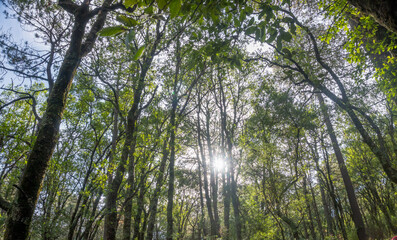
(317, 93), (368, 240)
(122, 134), (138, 240)
(303, 175), (317, 240)
(103, 77), (143, 240)
(319, 175), (335, 237)
(205, 110), (220, 237)
(218, 78), (242, 240)
(280, 11), (397, 184)
(197, 151), (207, 238)
(4, 1), (112, 239)
(347, 0), (397, 34)
(132, 169), (147, 240)
(166, 88), (177, 240)
(197, 104), (216, 237)
(146, 138), (169, 240)
(104, 20), (162, 240)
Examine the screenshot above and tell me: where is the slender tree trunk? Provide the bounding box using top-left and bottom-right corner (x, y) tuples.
(217, 79), (232, 240)
(220, 123), (230, 240)
(146, 138), (169, 240)
(318, 93), (368, 240)
(319, 176), (334, 236)
(166, 92), (177, 240)
(108, 102), (119, 186)
(122, 133), (138, 240)
(197, 107), (216, 237)
(132, 169), (146, 240)
(104, 22), (162, 239)
(222, 101), (242, 239)
(197, 151), (207, 238)
(303, 175), (317, 240)
(103, 85), (142, 240)
(166, 38), (181, 240)
(4, 2), (112, 238)
(323, 144), (348, 240)
(205, 112), (220, 237)
(139, 208), (148, 240)
(81, 190), (103, 240)
(362, 171), (397, 233)
(308, 178), (324, 239)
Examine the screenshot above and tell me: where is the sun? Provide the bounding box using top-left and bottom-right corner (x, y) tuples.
(214, 158), (226, 171)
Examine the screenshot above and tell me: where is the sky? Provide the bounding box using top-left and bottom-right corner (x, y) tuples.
(0, 2), (47, 87)
(0, 3), (31, 43)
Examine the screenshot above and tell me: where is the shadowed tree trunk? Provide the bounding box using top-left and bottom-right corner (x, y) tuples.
(103, 20), (163, 240)
(197, 151), (207, 239)
(317, 93), (368, 240)
(4, 1), (116, 239)
(166, 38), (181, 240)
(122, 133), (138, 240)
(146, 137), (169, 240)
(197, 97), (216, 238)
(132, 168), (147, 240)
(347, 0), (397, 34)
(205, 109), (220, 237)
(275, 10), (397, 184)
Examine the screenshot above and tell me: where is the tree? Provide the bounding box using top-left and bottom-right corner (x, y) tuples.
(3, 0), (124, 238)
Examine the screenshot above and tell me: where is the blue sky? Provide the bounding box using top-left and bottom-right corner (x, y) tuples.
(0, 2), (47, 49)
(0, 2), (47, 87)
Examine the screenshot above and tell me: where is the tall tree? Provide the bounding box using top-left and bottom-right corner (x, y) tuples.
(3, 0), (121, 238)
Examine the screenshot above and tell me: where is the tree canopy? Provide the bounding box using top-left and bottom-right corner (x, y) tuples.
(0, 0), (397, 239)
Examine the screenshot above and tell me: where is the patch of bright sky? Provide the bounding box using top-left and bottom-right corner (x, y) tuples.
(0, 3), (46, 49)
(0, 2), (48, 87)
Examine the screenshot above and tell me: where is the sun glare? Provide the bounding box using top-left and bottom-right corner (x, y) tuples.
(214, 158), (225, 171)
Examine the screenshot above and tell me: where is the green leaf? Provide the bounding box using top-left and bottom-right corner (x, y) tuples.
(276, 36), (282, 50)
(144, 5), (154, 14)
(169, 0), (182, 18)
(125, 30), (135, 48)
(245, 26), (257, 35)
(267, 28), (277, 43)
(280, 31), (292, 42)
(282, 47), (292, 58)
(116, 15), (139, 27)
(124, 0), (138, 8)
(248, 17), (255, 26)
(133, 46), (145, 60)
(99, 26), (127, 37)
(290, 23), (296, 35)
(156, 0), (167, 9)
(234, 17), (241, 28)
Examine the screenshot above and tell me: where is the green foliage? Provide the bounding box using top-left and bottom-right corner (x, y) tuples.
(2, 0), (397, 239)
(133, 45), (145, 60)
(99, 26), (128, 37)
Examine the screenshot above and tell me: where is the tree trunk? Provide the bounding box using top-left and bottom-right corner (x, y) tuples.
(103, 21), (162, 239)
(319, 176), (335, 236)
(205, 111), (220, 237)
(197, 151), (207, 238)
(122, 133), (138, 240)
(197, 106), (216, 238)
(220, 120), (230, 240)
(166, 92), (177, 240)
(146, 138), (169, 240)
(4, 1), (112, 239)
(303, 175), (317, 240)
(347, 0), (397, 34)
(308, 177), (325, 239)
(132, 169), (147, 240)
(103, 82), (143, 240)
(323, 143), (348, 240)
(166, 38), (181, 240)
(317, 93), (368, 240)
